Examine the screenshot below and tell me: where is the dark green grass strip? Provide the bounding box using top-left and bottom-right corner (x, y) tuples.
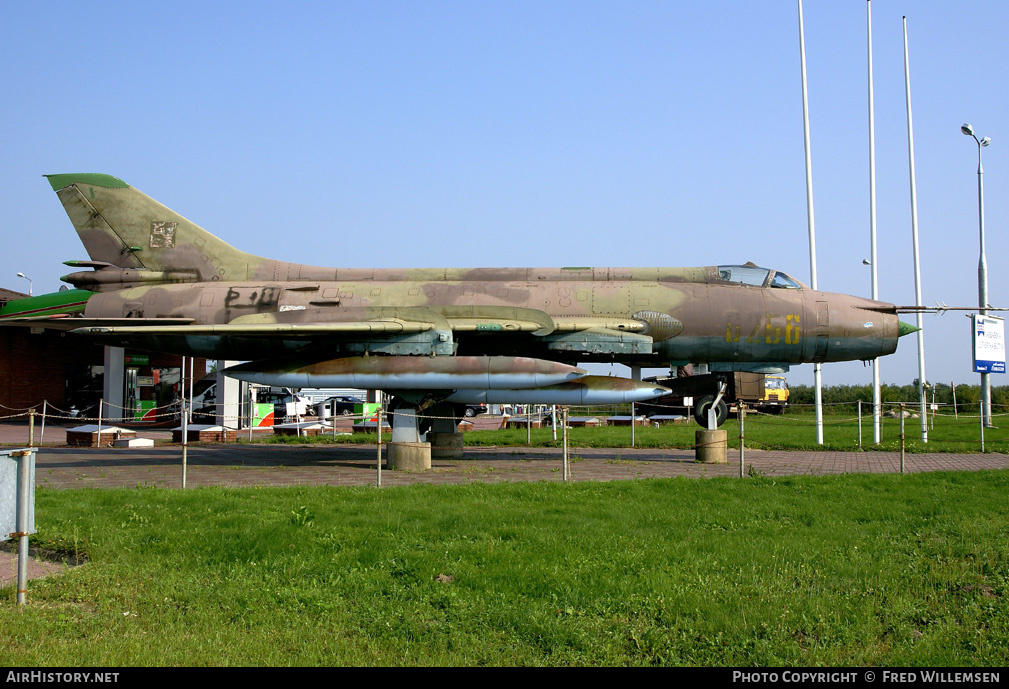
(254, 409), (1009, 454)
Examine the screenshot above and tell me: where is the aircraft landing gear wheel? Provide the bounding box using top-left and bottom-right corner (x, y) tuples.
(693, 396), (728, 427)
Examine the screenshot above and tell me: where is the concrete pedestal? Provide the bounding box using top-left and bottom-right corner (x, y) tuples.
(388, 442), (432, 470)
(67, 425), (135, 448)
(429, 432), (464, 459)
(113, 438), (154, 448)
(695, 429), (727, 464)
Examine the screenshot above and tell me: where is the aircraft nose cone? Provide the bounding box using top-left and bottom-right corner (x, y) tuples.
(898, 321), (920, 338)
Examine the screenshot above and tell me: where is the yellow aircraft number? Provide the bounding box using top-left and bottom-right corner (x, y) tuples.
(725, 314), (801, 345)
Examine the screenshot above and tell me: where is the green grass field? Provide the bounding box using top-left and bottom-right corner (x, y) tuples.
(3, 471), (1008, 666)
(261, 407), (1009, 454)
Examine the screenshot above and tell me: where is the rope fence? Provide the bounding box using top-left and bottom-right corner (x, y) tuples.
(4, 395), (1007, 490)
(6, 397), (1009, 439)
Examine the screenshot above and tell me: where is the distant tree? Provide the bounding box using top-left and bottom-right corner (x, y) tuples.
(778, 380), (1009, 414)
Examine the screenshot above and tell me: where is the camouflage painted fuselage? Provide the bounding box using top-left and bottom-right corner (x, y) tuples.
(48, 174), (906, 373)
(76, 268), (900, 368)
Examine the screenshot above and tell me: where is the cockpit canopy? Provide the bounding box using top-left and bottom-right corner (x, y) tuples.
(717, 264), (804, 289)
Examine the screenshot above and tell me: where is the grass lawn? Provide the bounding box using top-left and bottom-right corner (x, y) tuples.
(2, 471), (1007, 666)
(259, 408), (1009, 454)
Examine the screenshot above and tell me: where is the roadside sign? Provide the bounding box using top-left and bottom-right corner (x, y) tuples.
(0, 449), (35, 543)
(973, 315), (1006, 374)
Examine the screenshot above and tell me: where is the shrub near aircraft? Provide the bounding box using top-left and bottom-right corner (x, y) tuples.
(20, 174), (918, 441)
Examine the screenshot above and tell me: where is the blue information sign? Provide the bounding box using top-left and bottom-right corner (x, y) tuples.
(973, 315), (1006, 374)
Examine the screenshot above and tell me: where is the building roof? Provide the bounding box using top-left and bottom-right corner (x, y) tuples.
(0, 287), (28, 304)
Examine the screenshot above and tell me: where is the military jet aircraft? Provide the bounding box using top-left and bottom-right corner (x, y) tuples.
(35, 173), (917, 434)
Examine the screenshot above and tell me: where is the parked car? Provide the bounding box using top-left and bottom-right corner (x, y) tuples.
(463, 403), (487, 418)
(321, 395), (364, 416)
(255, 389), (309, 422)
(190, 380), (218, 421)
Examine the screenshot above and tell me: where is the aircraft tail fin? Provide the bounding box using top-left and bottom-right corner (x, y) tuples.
(46, 174), (262, 282)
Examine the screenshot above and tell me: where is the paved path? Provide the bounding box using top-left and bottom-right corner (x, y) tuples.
(1, 419), (1005, 490)
(18, 443), (1009, 490)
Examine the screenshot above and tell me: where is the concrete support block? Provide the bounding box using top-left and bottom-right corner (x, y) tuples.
(695, 429), (727, 464)
(215, 360), (241, 429)
(429, 432), (464, 458)
(388, 442), (432, 470)
(113, 437), (154, 448)
(102, 346), (125, 421)
(429, 408), (459, 434)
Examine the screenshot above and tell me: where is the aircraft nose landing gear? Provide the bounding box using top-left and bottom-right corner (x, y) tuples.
(692, 395), (728, 428)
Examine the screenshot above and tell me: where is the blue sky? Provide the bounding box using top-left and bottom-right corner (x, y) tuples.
(1, 1), (1006, 386)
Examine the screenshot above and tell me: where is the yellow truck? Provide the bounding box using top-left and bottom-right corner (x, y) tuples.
(639, 372), (789, 425)
(759, 375), (790, 413)
(724, 373), (789, 415)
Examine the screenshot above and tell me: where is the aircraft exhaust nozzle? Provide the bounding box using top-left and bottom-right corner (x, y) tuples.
(224, 355), (588, 390)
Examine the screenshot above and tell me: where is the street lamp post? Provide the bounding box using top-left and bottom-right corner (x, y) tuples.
(15, 272), (32, 297)
(962, 123), (992, 427)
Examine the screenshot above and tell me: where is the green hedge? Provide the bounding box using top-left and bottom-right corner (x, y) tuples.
(787, 382), (1009, 412)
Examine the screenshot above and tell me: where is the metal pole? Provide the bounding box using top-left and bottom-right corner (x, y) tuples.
(248, 385), (254, 443)
(28, 410), (34, 448)
(181, 355), (186, 419)
(798, 0), (823, 445)
(39, 401), (46, 447)
(376, 409), (383, 487)
(858, 400), (862, 450)
(631, 402), (636, 448)
(551, 404), (557, 441)
(902, 16), (928, 443)
(900, 403), (905, 474)
(15, 449), (30, 605)
(97, 398), (103, 449)
(527, 409), (531, 446)
(630, 368), (641, 449)
(739, 403), (745, 478)
(867, 0), (882, 445)
(980, 400), (985, 453)
(181, 398), (188, 488)
(930, 385), (936, 431)
(952, 381), (958, 419)
(563, 407), (570, 482)
(188, 357), (195, 423)
(973, 135), (992, 427)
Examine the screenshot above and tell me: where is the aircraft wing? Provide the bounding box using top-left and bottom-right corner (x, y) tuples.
(67, 304), (655, 354)
(59, 303), (659, 362)
(0, 316), (195, 331)
(71, 319), (433, 337)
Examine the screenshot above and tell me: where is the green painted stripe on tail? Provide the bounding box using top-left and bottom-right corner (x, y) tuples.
(45, 173), (130, 192)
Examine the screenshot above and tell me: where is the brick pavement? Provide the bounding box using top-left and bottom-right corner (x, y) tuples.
(2, 419), (1006, 490)
(19, 442), (1009, 490)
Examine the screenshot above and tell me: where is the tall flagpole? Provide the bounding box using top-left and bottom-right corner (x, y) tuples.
(867, 0), (881, 444)
(798, 0), (823, 444)
(903, 16), (928, 442)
